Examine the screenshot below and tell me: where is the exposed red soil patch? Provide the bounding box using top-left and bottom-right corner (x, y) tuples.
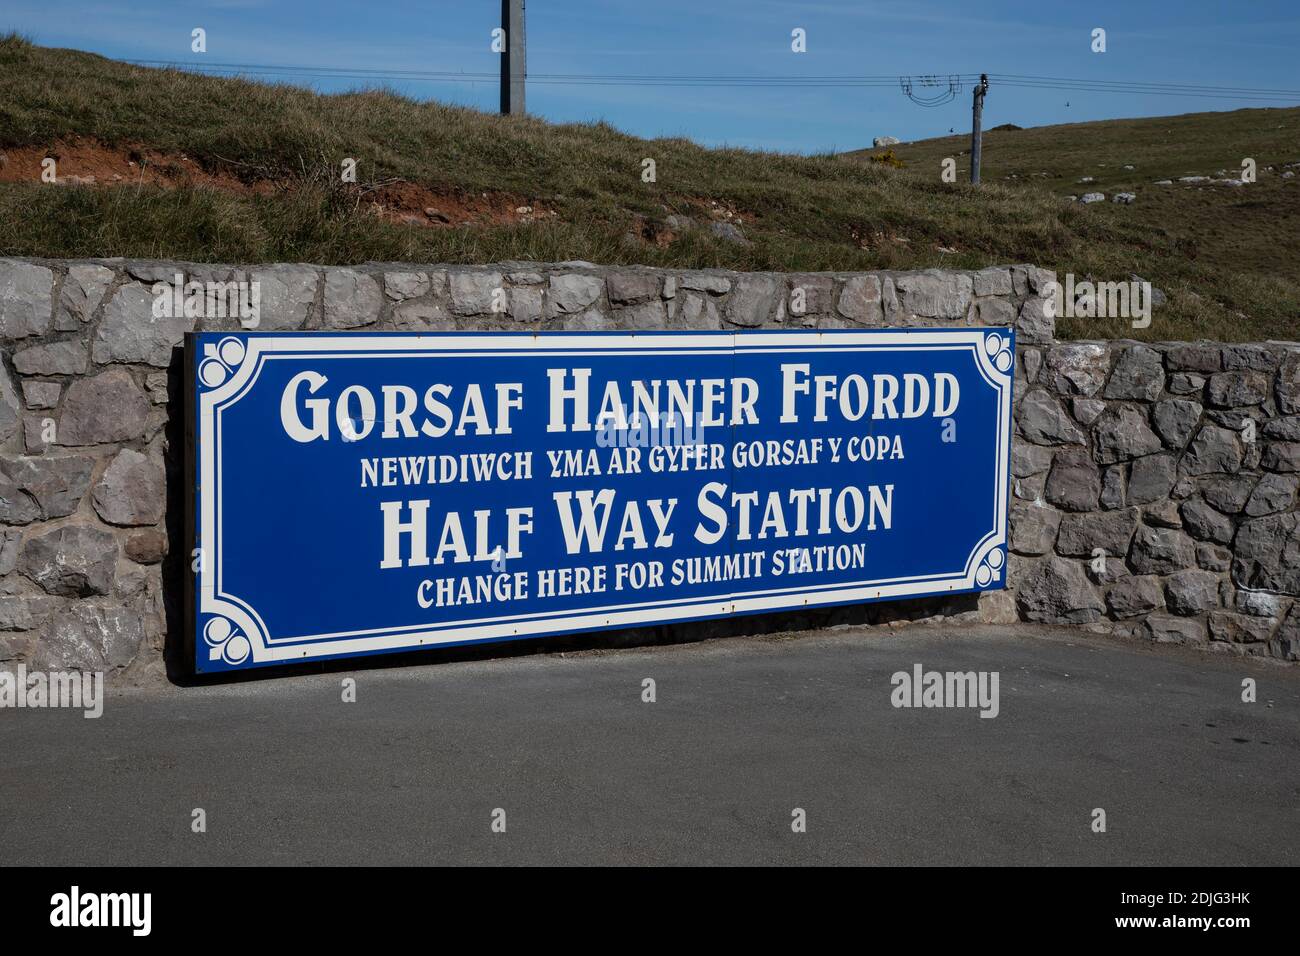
(360, 179), (554, 228)
(0, 139), (268, 193)
(0, 139), (554, 228)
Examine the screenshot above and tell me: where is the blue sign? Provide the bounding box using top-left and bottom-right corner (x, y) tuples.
(187, 330), (1013, 673)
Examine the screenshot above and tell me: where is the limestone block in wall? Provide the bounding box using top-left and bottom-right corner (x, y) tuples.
(1018, 389), (1086, 445)
(0, 593), (63, 633)
(507, 285), (545, 323)
(1151, 398), (1202, 449)
(1128, 454), (1177, 504)
(27, 603), (145, 672)
(0, 359), (21, 443)
(448, 270), (504, 317)
(91, 449), (166, 527)
(0, 259), (54, 338)
(20, 381), (60, 409)
(1044, 446), (1101, 512)
(1165, 569), (1222, 616)
(1165, 344), (1223, 374)
(248, 265), (319, 329)
(1179, 497), (1234, 544)
(1011, 266), (1056, 344)
(1223, 344), (1280, 373)
(678, 272), (731, 295)
(613, 299), (668, 329)
(785, 275), (833, 320)
(547, 273), (604, 315)
(1208, 611), (1275, 647)
(836, 275), (884, 324)
(1144, 613), (1207, 645)
(893, 270), (972, 320)
(1277, 351), (1300, 414)
(1245, 474), (1299, 515)
(322, 268), (382, 328)
(383, 271), (431, 302)
(1020, 346), (1042, 383)
(1011, 439), (1053, 478)
(1044, 343), (1110, 397)
(1207, 370), (1270, 408)
(1233, 513), (1300, 595)
(1128, 525), (1197, 575)
(13, 340), (89, 376)
(672, 292), (721, 330)
(0, 454), (94, 523)
(1010, 264), (1056, 299)
(1092, 406), (1162, 464)
(390, 300), (455, 331)
(723, 274), (781, 327)
(972, 267), (1013, 297)
(606, 271), (660, 305)
(1261, 442), (1300, 473)
(92, 282), (194, 366)
(1104, 345), (1164, 401)
(555, 307), (614, 331)
(1181, 424), (1244, 475)
(1079, 396), (1115, 425)
(57, 369), (149, 446)
(1056, 509), (1139, 558)
(57, 263), (115, 330)
(976, 588), (1018, 624)
(1009, 501), (1060, 556)
(18, 524), (119, 597)
(1201, 475), (1254, 514)
(1015, 555), (1104, 624)
(1106, 576), (1165, 618)
(1270, 606), (1300, 660)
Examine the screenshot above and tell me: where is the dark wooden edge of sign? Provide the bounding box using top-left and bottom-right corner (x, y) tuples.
(182, 333), (198, 676)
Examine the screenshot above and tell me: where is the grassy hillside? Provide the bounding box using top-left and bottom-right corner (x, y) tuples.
(1, 34), (1298, 342)
(844, 112), (1300, 338)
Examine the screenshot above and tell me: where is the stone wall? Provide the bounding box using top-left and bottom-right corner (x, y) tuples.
(1008, 338), (1300, 661)
(0, 256), (1293, 682)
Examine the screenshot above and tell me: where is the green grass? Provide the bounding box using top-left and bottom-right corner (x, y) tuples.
(2, 34), (1298, 342)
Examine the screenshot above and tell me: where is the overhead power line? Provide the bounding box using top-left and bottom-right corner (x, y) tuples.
(990, 73), (1300, 95)
(987, 74), (1300, 101)
(122, 60), (968, 86)
(116, 58), (1300, 102)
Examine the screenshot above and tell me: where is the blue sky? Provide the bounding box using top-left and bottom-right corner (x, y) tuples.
(9, 1), (1300, 152)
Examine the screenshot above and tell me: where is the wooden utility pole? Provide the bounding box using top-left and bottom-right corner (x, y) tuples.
(500, 0), (526, 115)
(970, 73), (988, 185)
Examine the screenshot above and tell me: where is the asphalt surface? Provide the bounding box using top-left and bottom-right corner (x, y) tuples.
(2, 623), (1297, 865)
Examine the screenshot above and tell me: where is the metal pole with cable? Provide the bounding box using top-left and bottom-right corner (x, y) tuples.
(970, 73), (988, 185)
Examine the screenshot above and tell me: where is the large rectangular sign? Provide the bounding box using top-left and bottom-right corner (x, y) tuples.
(186, 330), (1014, 673)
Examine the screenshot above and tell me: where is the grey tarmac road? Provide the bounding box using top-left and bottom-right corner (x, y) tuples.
(2, 623), (1297, 866)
